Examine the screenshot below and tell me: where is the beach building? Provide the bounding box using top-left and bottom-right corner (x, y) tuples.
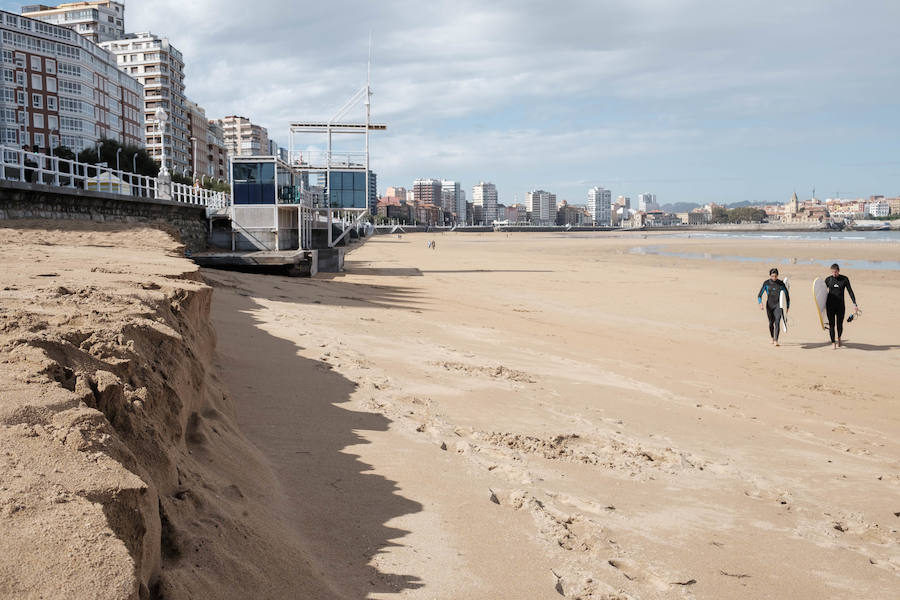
(473, 181), (498, 224)
(100, 32), (189, 173)
(214, 115), (269, 158)
(865, 200), (889, 218)
(588, 186), (612, 226)
(526, 189), (557, 225)
(1, 9), (144, 152)
(21, 1), (124, 43)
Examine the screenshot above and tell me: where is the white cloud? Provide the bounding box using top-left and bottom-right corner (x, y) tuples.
(118, 0), (900, 202)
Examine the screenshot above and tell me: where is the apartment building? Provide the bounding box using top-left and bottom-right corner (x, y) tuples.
(413, 178), (442, 207)
(1, 10), (143, 153)
(472, 181), (498, 224)
(100, 32), (189, 173)
(214, 115), (269, 157)
(21, 1), (124, 44)
(205, 118), (228, 180)
(588, 186), (612, 226)
(525, 189), (557, 225)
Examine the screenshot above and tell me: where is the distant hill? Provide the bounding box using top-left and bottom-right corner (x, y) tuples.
(660, 202), (700, 213)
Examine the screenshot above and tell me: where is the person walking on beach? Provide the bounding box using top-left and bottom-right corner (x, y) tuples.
(758, 268), (790, 346)
(825, 263), (858, 349)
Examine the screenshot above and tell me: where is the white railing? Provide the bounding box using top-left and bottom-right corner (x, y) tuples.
(0, 145), (230, 209)
(292, 150), (367, 170)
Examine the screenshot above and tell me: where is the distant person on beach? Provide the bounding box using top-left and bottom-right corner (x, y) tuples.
(757, 267), (790, 346)
(431, 239), (436, 250)
(825, 263), (858, 349)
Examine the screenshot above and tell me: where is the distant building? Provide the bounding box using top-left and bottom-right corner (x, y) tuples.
(616, 195), (631, 210)
(866, 201), (890, 218)
(441, 179), (461, 218)
(22, 1), (124, 43)
(526, 189), (557, 225)
(186, 100), (210, 178)
(637, 193), (659, 212)
(101, 32), (190, 173)
(413, 178), (442, 207)
(205, 119), (228, 181)
(1, 9), (144, 152)
(385, 186), (407, 200)
(557, 200), (586, 226)
(458, 187), (467, 224)
(588, 186), (612, 225)
(506, 203), (527, 223)
(888, 197), (900, 215)
(472, 182), (498, 224)
(214, 115), (269, 157)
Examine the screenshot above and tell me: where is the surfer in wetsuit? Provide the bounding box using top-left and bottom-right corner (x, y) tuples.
(825, 263), (858, 349)
(758, 268), (790, 346)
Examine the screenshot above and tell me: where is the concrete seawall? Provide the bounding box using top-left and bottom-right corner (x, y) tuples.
(0, 180), (208, 253)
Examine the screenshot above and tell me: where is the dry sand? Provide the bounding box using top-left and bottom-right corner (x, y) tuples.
(3, 224), (899, 599)
(208, 232), (900, 599)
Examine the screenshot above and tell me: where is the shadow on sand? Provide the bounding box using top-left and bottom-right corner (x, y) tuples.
(341, 266), (552, 277)
(799, 340), (900, 351)
(211, 282), (424, 597)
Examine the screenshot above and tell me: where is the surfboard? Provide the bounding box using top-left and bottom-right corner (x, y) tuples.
(813, 277), (828, 331)
(779, 289), (788, 332)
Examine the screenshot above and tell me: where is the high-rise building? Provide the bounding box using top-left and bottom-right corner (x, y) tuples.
(413, 178), (441, 206)
(386, 186), (407, 200)
(101, 32), (189, 173)
(588, 187), (612, 225)
(616, 195), (631, 209)
(525, 189), (557, 225)
(440, 179), (460, 215)
(213, 115), (269, 157)
(637, 193), (659, 212)
(1, 9), (143, 153)
(186, 99), (208, 179)
(472, 182), (498, 224)
(21, 1), (125, 43)
(457, 188), (467, 224)
(205, 118), (228, 181)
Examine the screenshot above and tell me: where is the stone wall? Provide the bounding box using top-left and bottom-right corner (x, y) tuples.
(0, 181), (208, 253)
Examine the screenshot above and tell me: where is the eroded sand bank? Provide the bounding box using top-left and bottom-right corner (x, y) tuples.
(209, 232), (900, 599)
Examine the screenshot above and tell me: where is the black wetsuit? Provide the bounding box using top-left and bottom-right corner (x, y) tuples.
(824, 274), (856, 343)
(758, 279), (790, 341)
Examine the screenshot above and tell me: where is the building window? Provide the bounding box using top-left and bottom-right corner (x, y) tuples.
(16, 71), (24, 86)
(32, 94), (43, 109)
(31, 74), (43, 90)
(33, 133), (45, 148)
(16, 91), (25, 105)
(48, 115), (58, 130)
(33, 113), (44, 128)
(47, 97), (57, 111)
(2, 68), (13, 83)
(46, 78), (56, 93)
(30, 55), (41, 71)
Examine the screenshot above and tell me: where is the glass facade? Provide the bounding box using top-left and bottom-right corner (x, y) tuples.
(327, 170), (367, 208)
(232, 160), (275, 204)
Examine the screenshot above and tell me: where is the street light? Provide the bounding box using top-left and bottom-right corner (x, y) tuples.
(132, 153), (137, 173)
(189, 136), (197, 180)
(154, 107), (169, 177)
(116, 147), (122, 172)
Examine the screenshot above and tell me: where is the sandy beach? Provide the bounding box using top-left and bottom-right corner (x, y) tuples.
(3, 225), (898, 599)
(204, 231), (900, 599)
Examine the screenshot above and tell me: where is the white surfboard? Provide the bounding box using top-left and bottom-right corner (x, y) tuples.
(779, 277), (790, 332)
(813, 277), (828, 331)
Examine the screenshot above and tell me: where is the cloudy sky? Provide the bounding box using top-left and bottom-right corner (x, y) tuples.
(7, 0), (900, 204)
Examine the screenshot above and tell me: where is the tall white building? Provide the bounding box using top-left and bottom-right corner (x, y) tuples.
(21, 1), (125, 44)
(472, 181), (498, 224)
(638, 193), (659, 212)
(588, 186), (612, 226)
(458, 188), (467, 224)
(214, 115), (269, 157)
(525, 189), (557, 225)
(440, 179), (459, 212)
(101, 32), (190, 173)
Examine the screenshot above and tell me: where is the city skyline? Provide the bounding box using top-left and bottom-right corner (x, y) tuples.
(2, 0), (898, 204)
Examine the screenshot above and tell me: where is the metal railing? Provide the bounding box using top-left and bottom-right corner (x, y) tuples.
(0, 145), (230, 209)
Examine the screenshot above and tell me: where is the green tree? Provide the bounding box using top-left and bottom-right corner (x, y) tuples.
(77, 139), (159, 177)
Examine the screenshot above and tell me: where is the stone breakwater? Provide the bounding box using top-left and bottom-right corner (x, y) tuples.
(0, 222), (336, 600)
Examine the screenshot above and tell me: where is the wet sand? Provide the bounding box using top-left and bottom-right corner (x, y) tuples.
(208, 232), (900, 599)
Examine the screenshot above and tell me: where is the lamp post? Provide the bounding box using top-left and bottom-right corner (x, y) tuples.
(132, 153), (137, 173)
(154, 107), (172, 199)
(155, 107), (169, 177)
(189, 136), (197, 180)
(116, 147), (122, 172)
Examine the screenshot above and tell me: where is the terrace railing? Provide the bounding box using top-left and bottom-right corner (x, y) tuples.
(0, 145), (230, 210)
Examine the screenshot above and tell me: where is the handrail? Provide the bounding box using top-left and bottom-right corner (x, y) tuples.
(0, 144), (230, 208)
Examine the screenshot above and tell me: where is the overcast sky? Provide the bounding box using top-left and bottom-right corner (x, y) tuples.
(7, 0), (900, 204)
